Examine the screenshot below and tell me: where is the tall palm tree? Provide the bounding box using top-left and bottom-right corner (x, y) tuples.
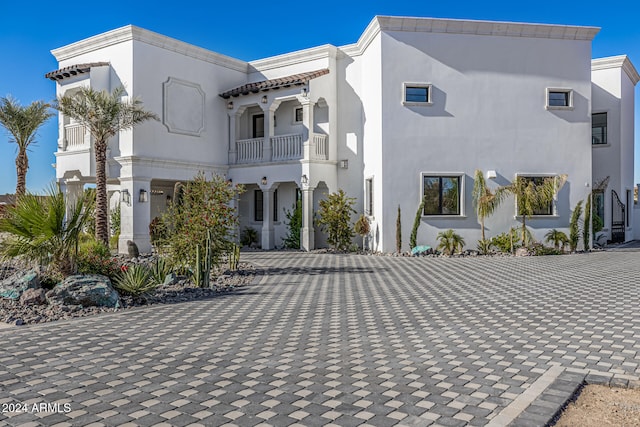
(472, 169), (505, 242)
(499, 174), (567, 245)
(0, 97), (53, 196)
(55, 87), (158, 245)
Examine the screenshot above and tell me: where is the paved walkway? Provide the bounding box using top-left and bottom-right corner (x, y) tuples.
(1, 251), (640, 426)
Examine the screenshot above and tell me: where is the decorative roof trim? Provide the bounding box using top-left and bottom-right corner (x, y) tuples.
(51, 25), (248, 73)
(341, 15), (600, 57)
(250, 45), (338, 72)
(592, 55), (640, 86)
(219, 69), (329, 99)
(45, 62), (110, 81)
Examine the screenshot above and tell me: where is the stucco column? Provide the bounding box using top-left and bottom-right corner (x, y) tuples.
(61, 177), (83, 220)
(119, 177), (152, 254)
(300, 99), (314, 160)
(301, 185), (315, 251)
(261, 183), (279, 250)
(262, 105), (273, 162)
(228, 113), (237, 164)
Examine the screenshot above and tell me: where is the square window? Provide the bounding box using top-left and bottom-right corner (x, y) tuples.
(422, 175), (461, 216)
(403, 83), (432, 105)
(516, 176), (557, 216)
(592, 112), (607, 145)
(294, 107), (303, 123)
(546, 88), (573, 109)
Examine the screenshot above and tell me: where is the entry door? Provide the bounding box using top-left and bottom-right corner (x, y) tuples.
(253, 114), (264, 138)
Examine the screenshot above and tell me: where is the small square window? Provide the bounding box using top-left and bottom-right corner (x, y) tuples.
(403, 83), (432, 105)
(546, 88), (573, 110)
(294, 107), (303, 123)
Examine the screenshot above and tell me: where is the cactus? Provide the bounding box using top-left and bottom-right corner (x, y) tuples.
(193, 229), (213, 287)
(229, 244), (240, 270)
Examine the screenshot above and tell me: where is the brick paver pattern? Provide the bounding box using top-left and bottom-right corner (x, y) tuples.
(1, 251), (640, 426)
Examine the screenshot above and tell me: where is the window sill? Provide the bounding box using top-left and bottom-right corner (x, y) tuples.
(423, 215), (467, 219)
(514, 215), (560, 219)
(592, 143), (610, 148)
(546, 106), (574, 111)
(403, 101), (433, 107)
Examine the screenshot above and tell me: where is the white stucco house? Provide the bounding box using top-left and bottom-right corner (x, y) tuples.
(47, 16), (639, 254)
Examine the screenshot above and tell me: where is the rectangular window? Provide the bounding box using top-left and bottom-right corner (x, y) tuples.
(592, 112), (607, 145)
(422, 176), (460, 215)
(294, 107), (303, 123)
(627, 190), (631, 226)
(594, 190), (605, 223)
(518, 176), (555, 216)
(403, 83), (432, 105)
(365, 178), (373, 216)
(546, 88), (573, 109)
(254, 190), (263, 221)
(252, 114), (264, 138)
(273, 189), (278, 222)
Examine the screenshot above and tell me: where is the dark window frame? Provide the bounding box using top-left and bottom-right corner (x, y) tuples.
(252, 114), (264, 138)
(365, 178), (373, 216)
(592, 112), (607, 145)
(294, 107), (303, 123)
(547, 89), (573, 109)
(517, 176), (555, 216)
(422, 175), (461, 216)
(404, 84), (432, 104)
(254, 190), (263, 221)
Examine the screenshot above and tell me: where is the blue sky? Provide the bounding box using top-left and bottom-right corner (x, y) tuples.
(1, 0), (639, 195)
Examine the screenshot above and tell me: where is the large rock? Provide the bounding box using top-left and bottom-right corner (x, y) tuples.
(411, 245), (432, 256)
(0, 269), (40, 300)
(20, 288), (47, 306)
(46, 275), (120, 308)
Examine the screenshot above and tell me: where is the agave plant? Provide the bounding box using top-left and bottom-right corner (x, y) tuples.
(437, 229), (465, 256)
(113, 264), (157, 296)
(0, 185), (89, 275)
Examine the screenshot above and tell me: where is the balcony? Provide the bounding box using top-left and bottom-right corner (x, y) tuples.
(62, 123), (89, 150)
(235, 133), (328, 164)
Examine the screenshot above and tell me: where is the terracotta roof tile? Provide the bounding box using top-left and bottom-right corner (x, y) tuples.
(219, 69), (329, 99)
(45, 62), (110, 81)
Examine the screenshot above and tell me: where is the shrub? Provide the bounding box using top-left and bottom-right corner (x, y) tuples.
(528, 243), (561, 256)
(491, 228), (522, 253)
(282, 201), (302, 249)
(477, 239), (492, 255)
(409, 197), (426, 249)
(77, 237), (120, 278)
(437, 229), (465, 256)
(113, 264), (157, 296)
(149, 216), (167, 245)
(545, 229), (569, 251)
(583, 194), (591, 250)
(354, 214), (370, 250)
(396, 205), (402, 253)
(317, 189), (356, 251)
(241, 227), (259, 247)
(569, 200), (583, 252)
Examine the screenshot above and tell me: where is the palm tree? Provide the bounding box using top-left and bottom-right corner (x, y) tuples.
(544, 228), (569, 251)
(499, 175), (567, 245)
(472, 169), (505, 242)
(55, 87), (158, 245)
(436, 229), (465, 256)
(0, 97), (53, 196)
(0, 185), (89, 275)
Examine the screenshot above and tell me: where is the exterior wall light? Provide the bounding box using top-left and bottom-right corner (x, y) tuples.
(261, 95), (268, 104)
(261, 176), (268, 185)
(121, 189), (131, 206)
(340, 159), (349, 169)
(301, 87), (308, 97)
(486, 170), (497, 179)
(227, 101), (233, 109)
(301, 174), (308, 185)
(139, 189), (148, 203)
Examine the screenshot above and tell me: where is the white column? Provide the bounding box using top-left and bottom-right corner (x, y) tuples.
(119, 177), (152, 254)
(229, 113), (237, 164)
(300, 99), (315, 160)
(262, 105), (273, 162)
(61, 177), (83, 220)
(301, 185), (315, 251)
(261, 183), (279, 250)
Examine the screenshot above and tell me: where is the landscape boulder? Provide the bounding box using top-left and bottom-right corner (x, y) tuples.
(0, 269), (40, 300)
(46, 275), (120, 308)
(19, 288), (47, 306)
(411, 245), (432, 256)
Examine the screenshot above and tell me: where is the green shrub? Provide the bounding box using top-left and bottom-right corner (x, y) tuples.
(149, 216), (167, 245)
(396, 205), (402, 253)
(528, 243), (561, 256)
(437, 229), (465, 256)
(491, 228), (522, 253)
(77, 237), (119, 278)
(410, 197), (426, 249)
(241, 226), (259, 247)
(282, 201), (302, 249)
(354, 214), (370, 250)
(545, 229), (569, 251)
(114, 264), (157, 296)
(569, 200), (583, 252)
(477, 239), (492, 255)
(317, 189), (356, 251)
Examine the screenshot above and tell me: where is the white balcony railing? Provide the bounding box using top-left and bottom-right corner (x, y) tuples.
(312, 134), (328, 160)
(236, 138), (263, 163)
(64, 123), (87, 150)
(271, 134), (302, 161)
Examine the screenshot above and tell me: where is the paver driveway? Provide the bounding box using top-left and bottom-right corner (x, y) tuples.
(1, 250), (640, 426)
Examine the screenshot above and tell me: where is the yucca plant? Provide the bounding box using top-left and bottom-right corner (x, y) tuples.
(437, 229), (465, 256)
(150, 257), (172, 284)
(114, 264), (157, 296)
(544, 229), (569, 251)
(0, 185), (89, 275)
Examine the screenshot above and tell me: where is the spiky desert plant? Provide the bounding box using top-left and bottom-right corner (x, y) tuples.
(544, 229), (569, 251)
(114, 264), (157, 296)
(472, 169), (506, 241)
(396, 205), (402, 253)
(569, 200), (583, 252)
(437, 229), (465, 256)
(55, 86), (158, 246)
(583, 193), (591, 251)
(0, 97), (53, 196)
(499, 175), (567, 245)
